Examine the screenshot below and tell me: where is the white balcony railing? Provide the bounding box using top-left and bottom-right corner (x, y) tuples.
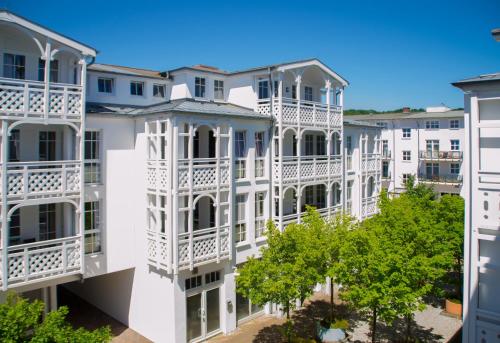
(146, 160), (168, 191)
(0, 236), (81, 288)
(361, 197), (378, 217)
(419, 150), (463, 160)
(418, 173), (463, 184)
(177, 225), (230, 269)
(282, 205), (343, 225)
(362, 154), (380, 173)
(0, 78), (83, 120)
(2, 161), (81, 201)
(146, 230), (169, 269)
(257, 98), (342, 128)
(273, 156), (341, 183)
(177, 158), (230, 191)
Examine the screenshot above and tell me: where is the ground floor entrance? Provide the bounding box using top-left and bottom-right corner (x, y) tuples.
(236, 292), (264, 324)
(187, 287), (221, 342)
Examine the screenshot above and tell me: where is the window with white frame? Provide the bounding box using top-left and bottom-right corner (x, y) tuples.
(273, 81), (279, 97)
(97, 77), (113, 93)
(292, 85), (297, 99)
(305, 135), (314, 155)
(316, 136), (326, 155)
(402, 150), (411, 161)
(214, 80), (224, 100)
(84, 201), (101, 254)
(376, 122), (388, 129)
(382, 161), (389, 178)
(185, 275), (202, 290)
(426, 120), (440, 129)
(450, 119), (459, 129)
(402, 173), (411, 184)
(235, 131), (247, 179)
(235, 194), (247, 243)
(402, 128), (411, 138)
(3, 53), (25, 79)
(195, 77), (206, 98)
(38, 58), (59, 82)
(255, 192), (266, 239)
(258, 80), (269, 99)
(255, 131), (265, 177)
(305, 187), (314, 207)
(9, 205), (21, 246)
(9, 129), (20, 162)
(450, 139), (460, 151)
(304, 86), (313, 101)
(153, 84), (166, 98)
(85, 131), (101, 184)
(39, 203), (56, 241)
(130, 81), (144, 96)
(450, 163), (460, 175)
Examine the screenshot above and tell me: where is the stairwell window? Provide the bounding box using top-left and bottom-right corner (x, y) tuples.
(402, 150), (411, 161)
(3, 53), (25, 79)
(214, 80), (224, 100)
(255, 131), (265, 177)
(255, 192), (266, 239)
(98, 78), (113, 93)
(153, 84), (166, 98)
(195, 77), (206, 98)
(85, 130), (101, 184)
(38, 58), (59, 82)
(85, 201), (101, 254)
(235, 131), (247, 179)
(235, 194), (247, 243)
(130, 81), (144, 96)
(402, 128), (411, 139)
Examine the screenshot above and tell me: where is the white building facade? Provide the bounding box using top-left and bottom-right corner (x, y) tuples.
(347, 107), (464, 196)
(0, 11), (381, 343)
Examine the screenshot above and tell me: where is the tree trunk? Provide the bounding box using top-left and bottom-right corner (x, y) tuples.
(405, 315), (412, 342)
(371, 307), (377, 343)
(456, 256), (463, 300)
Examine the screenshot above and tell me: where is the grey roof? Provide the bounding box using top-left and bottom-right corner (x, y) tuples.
(87, 98), (270, 120)
(88, 64), (165, 79)
(452, 72), (500, 87)
(343, 118), (381, 128)
(345, 109), (463, 122)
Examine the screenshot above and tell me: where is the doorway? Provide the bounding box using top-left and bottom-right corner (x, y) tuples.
(186, 287), (220, 342)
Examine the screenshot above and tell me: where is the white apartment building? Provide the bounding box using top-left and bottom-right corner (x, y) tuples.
(453, 32), (500, 342)
(0, 11), (381, 342)
(347, 107), (464, 196)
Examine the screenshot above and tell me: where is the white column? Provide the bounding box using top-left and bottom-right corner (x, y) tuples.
(78, 58), (87, 277)
(49, 285), (57, 311)
(43, 41), (52, 122)
(1, 120), (9, 290)
(188, 123), (194, 270)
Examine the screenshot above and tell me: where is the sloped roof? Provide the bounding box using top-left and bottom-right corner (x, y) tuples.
(345, 109), (463, 121)
(343, 118), (381, 128)
(88, 63), (165, 79)
(87, 98), (270, 120)
(452, 72), (500, 87)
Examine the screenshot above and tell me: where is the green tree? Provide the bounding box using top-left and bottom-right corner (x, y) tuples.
(0, 292), (112, 343)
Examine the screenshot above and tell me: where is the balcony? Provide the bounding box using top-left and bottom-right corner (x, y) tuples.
(273, 156), (341, 184)
(418, 173), (462, 184)
(382, 150), (392, 159)
(146, 161), (168, 191)
(257, 98), (342, 128)
(177, 226), (230, 269)
(282, 205), (343, 225)
(146, 230), (169, 270)
(177, 158), (230, 192)
(419, 150), (463, 161)
(0, 236), (82, 288)
(3, 161), (81, 202)
(361, 154), (380, 173)
(361, 197), (378, 217)
(0, 78), (83, 121)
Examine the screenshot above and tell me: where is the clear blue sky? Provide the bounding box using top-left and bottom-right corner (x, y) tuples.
(6, 0), (500, 110)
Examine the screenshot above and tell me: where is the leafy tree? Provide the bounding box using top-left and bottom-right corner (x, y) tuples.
(0, 292), (112, 343)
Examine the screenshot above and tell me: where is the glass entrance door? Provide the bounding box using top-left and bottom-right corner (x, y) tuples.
(186, 288), (220, 342)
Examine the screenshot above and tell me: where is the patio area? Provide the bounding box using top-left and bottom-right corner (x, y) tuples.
(209, 292), (462, 343)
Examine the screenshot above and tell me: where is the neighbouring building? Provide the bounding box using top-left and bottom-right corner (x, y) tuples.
(0, 10), (382, 342)
(452, 28), (500, 343)
(346, 106), (464, 196)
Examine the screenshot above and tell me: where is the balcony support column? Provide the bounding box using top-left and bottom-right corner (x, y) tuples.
(215, 126), (221, 263)
(188, 123), (194, 270)
(1, 120), (9, 290)
(78, 57), (86, 277)
(43, 41), (52, 123)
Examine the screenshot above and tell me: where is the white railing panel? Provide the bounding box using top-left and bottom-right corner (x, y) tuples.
(177, 226), (230, 268)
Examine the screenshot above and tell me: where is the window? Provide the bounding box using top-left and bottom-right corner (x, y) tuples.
(305, 187), (314, 206)
(305, 135), (314, 155)
(235, 194), (247, 243)
(426, 120), (440, 129)
(382, 140), (389, 157)
(153, 84), (165, 98)
(345, 136), (352, 154)
(39, 204), (56, 241)
(39, 131), (56, 161)
(97, 78), (113, 93)
(214, 80), (224, 100)
(450, 119), (459, 129)
(315, 185), (325, 208)
(451, 139), (460, 151)
(426, 140), (440, 158)
(9, 206), (21, 246)
(84, 201), (101, 254)
(205, 271), (221, 285)
(382, 161), (389, 178)
(402, 150), (411, 161)
(255, 192), (266, 239)
(9, 129), (20, 162)
(316, 136), (326, 155)
(451, 163), (460, 175)
(376, 122), (388, 129)
(195, 77), (206, 98)
(402, 173), (411, 184)
(425, 163), (439, 179)
(304, 86), (313, 101)
(38, 58), (59, 82)
(402, 128), (411, 138)
(258, 80), (269, 99)
(130, 81), (144, 96)
(292, 85), (297, 99)
(235, 131), (247, 179)
(85, 131), (101, 184)
(255, 132), (265, 177)
(273, 80), (279, 97)
(3, 53), (25, 79)
(185, 275), (202, 290)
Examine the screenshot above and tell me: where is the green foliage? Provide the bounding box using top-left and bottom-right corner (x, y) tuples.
(344, 108), (426, 116)
(331, 319), (349, 330)
(0, 292), (112, 343)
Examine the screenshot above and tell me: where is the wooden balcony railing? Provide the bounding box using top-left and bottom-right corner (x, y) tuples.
(177, 158), (230, 191)
(273, 155), (342, 183)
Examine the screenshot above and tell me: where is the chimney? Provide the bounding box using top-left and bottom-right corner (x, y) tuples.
(402, 107), (411, 113)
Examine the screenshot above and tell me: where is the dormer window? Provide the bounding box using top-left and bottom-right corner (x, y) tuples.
(214, 80), (224, 100)
(130, 81), (144, 96)
(97, 77), (113, 93)
(195, 77), (206, 98)
(258, 80), (269, 99)
(153, 84), (166, 98)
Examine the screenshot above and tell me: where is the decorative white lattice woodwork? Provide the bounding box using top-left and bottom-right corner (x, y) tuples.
(274, 156), (342, 183)
(361, 197), (378, 218)
(177, 158), (230, 191)
(146, 230), (169, 268)
(177, 226), (230, 269)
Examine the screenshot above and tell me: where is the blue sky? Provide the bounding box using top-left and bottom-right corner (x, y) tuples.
(6, 0), (500, 110)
